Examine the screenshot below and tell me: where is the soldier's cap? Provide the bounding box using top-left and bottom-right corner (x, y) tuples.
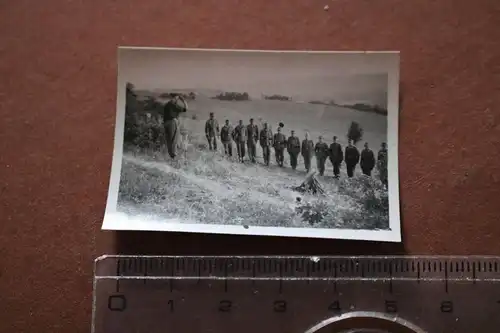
(171, 95), (188, 111)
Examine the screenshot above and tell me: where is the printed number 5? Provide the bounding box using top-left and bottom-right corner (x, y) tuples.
(385, 300), (398, 313)
(274, 300), (287, 312)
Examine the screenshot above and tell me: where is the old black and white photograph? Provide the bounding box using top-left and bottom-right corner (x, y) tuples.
(103, 47), (401, 241)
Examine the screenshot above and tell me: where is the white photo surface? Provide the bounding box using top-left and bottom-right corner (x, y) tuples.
(103, 47), (401, 242)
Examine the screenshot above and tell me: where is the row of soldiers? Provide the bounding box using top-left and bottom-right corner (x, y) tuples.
(205, 113), (389, 185)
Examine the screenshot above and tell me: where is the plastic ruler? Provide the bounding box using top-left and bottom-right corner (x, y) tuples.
(92, 255), (500, 332)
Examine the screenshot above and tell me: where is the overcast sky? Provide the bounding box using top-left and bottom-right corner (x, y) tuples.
(119, 48), (397, 107)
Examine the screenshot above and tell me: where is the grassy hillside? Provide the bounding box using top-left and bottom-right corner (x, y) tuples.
(117, 95), (389, 230)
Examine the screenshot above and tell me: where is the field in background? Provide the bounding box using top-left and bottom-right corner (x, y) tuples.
(117, 95), (390, 230)
(181, 96), (387, 169)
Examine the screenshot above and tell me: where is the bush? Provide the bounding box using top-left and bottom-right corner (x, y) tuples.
(295, 200), (330, 226)
(337, 176), (389, 229)
(347, 121), (363, 144)
(124, 83), (141, 145)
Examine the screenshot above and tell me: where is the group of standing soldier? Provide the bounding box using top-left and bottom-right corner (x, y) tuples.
(205, 112), (388, 186)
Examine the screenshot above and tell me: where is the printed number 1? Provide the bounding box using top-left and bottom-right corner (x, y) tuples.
(168, 300), (174, 312)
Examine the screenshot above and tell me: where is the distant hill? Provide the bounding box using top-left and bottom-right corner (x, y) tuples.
(159, 91), (197, 101)
(341, 103), (388, 115)
(308, 100), (332, 106)
(263, 94), (292, 101)
(212, 91), (250, 101)
(307, 99), (387, 115)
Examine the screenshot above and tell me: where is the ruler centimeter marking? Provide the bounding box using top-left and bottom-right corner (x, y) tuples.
(97, 256), (500, 283)
(93, 256), (500, 333)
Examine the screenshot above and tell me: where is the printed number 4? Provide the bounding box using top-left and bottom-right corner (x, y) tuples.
(328, 301), (341, 311)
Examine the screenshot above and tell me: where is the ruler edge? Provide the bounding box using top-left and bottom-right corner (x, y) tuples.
(93, 255), (500, 281)
(91, 255), (500, 333)
(95, 254), (500, 261)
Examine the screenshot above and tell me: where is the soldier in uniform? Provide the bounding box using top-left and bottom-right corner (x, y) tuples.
(232, 120), (247, 163)
(344, 140), (360, 178)
(259, 122), (273, 166)
(246, 118), (259, 163)
(205, 112), (219, 151)
(301, 132), (314, 173)
(273, 126), (287, 167)
(360, 142), (376, 176)
(162, 95), (187, 159)
(329, 136), (343, 178)
(220, 119), (233, 157)
(377, 142), (388, 187)
(287, 130), (301, 170)
(314, 136), (329, 176)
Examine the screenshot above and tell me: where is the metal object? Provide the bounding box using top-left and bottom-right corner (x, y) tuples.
(92, 256), (500, 332)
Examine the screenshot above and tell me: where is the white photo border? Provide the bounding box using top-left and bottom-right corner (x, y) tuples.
(102, 47), (401, 243)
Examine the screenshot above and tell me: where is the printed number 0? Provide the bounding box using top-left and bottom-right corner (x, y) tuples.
(274, 300), (287, 312)
(219, 300), (232, 312)
(108, 295), (127, 312)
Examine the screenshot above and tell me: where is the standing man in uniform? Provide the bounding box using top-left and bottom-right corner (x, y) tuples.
(360, 142), (376, 176)
(344, 140), (360, 178)
(162, 95), (188, 159)
(232, 120), (247, 163)
(377, 142), (388, 187)
(205, 112), (219, 151)
(246, 118), (259, 163)
(259, 122), (273, 166)
(287, 130), (301, 170)
(329, 136), (343, 178)
(220, 119), (233, 157)
(314, 135), (329, 176)
(273, 126), (287, 167)
(301, 132), (314, 173)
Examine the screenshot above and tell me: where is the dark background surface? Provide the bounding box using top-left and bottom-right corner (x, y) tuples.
(0, 0), (499, 332)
